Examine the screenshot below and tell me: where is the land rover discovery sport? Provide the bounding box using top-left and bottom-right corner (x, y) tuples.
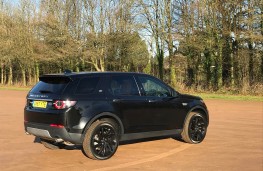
(24, 71), (209, 160)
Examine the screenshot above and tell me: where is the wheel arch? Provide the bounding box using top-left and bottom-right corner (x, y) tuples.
(185, 106), (209, 126)
(81, 112), (124, 142)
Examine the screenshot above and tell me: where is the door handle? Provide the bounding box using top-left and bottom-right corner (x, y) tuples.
(113, 99), (123, 102)
(148, 99), (159, 103)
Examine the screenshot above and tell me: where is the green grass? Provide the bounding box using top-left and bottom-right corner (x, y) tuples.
(193, 93), (263, 102)
(0, 86), (31, 91)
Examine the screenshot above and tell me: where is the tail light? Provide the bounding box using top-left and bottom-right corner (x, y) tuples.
(53, 100), (77, 109)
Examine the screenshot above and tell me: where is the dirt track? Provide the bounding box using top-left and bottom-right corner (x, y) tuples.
(0, 90), (262, 171)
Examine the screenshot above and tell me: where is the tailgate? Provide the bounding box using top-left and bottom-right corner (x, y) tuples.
(24, 75), (71, 125)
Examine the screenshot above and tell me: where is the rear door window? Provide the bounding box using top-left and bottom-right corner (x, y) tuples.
(31, 77), (70, 95)
(109, 76), (140, 96)
(75, 77), (100, 94)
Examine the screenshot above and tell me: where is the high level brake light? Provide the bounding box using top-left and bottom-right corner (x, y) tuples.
(53, 100), (77, 109)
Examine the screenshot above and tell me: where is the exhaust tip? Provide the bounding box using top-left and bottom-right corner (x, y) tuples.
(25, 132), (30, 135)
(55, 138), (63, 143)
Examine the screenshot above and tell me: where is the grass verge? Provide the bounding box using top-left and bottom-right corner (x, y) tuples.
(193, 93), (263, 102)
(0, 86), (31, 91)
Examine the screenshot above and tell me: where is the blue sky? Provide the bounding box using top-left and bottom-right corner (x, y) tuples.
(9, 0), (19, 5)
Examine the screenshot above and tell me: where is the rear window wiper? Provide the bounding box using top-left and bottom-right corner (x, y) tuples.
(39, 90), (53, 94)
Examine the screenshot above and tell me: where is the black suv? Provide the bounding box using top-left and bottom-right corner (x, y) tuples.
(24, 71), (209, 160)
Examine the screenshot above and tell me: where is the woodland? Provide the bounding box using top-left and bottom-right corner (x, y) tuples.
(0, 0), (262, 95)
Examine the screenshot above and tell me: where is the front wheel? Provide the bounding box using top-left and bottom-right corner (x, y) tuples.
(82, 119), (119, 160)
(181, 112), (207, 144)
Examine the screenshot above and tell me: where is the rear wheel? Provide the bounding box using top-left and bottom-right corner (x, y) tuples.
(82, 119), (119, 160)
(40, 138), (65, 150)
(181, 112), (207, 143)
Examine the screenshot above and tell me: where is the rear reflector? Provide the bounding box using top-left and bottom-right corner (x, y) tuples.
(50, 124), (64, 128)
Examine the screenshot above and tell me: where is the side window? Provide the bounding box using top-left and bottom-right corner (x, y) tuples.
(109, 76), (139, 96)
(138, 76), (171, 97)
(75, 77), (100, 94)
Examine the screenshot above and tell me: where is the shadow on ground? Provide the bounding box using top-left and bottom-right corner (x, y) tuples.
(33, 135), (184, 151)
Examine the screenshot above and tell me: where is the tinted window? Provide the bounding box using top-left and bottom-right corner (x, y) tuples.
(75, 77), (100, 94)
(31, 77), (69, 94)
(109, 76), (139, 96)
(138, 76), (171, 97)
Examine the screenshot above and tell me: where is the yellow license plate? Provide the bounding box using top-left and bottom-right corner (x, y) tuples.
(33, 101), (47, 108)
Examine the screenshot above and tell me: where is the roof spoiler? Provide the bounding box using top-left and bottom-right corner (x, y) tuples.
(39, 75), (72, 82)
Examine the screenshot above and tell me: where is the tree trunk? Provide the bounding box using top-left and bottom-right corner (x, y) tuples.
(81, 58), (85, 70)
(35, 62), (39, 82)
(19, 61), (26, 86)
(3, 66), (6, 84)
(157, 49), (164, 80)
(232, 39), (240, 88)
(75, 65), (80, 72)
(8, 65), (13, 85)
(261, 55), (263, 82)
(22, 69), (26, 86)
(28, 67), (32, 85)
(0, 61), (3, 85)
(230, 45), (234, 88)
(187, 66), (194, 87)
(248, 42), (254, 86)
(213, 39), (223, 90)
(99, 49), (105, 71)
(204, 49), (211, 88)
(166, 0), (176, 87)
(218, 42), (223, 88)
(222, 35), (231, 87)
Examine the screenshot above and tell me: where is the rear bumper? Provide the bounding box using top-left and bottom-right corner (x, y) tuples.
(24, 122), (82, 144)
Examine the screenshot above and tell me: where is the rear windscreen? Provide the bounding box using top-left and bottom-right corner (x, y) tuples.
(30, 77), (70, 94)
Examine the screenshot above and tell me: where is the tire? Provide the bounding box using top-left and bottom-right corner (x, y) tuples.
(181, 112), (207, 144)
(40, 138), (65, 150)
(82, 118), (119, 160)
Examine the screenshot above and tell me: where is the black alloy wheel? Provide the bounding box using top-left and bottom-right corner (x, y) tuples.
(181, 112), (207, 144)
(82, 119), (119, 160)
(91, 124), (118, 158)
(188, 115), (206, 142)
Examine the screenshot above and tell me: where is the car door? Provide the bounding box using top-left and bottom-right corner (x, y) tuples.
(136, 75), (184, 130)
(106, 75), (150, 133)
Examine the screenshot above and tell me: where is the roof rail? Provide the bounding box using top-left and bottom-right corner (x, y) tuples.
(64, 69), (72, 74)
